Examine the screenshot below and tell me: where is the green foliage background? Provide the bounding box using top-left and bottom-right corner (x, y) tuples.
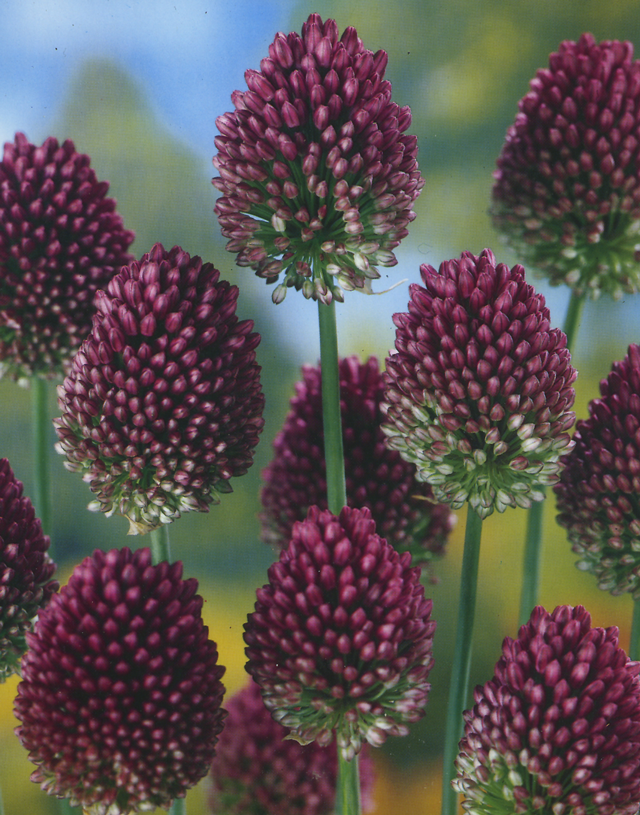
(1, 2), (640, 813)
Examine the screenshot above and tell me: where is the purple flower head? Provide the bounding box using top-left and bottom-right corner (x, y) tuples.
(260, 355), (455, 576)
(382, 249), (577, 519)
(555, 343), (640, 596)
(455, 605), (640, 815)
(0, 132), (135, 381)
(54, 242), (265, 534)
(208, 680), (375, 815)
(14, 546), (226, 815)
(212, 13), (424, 304)
(0, 457), (58, 680)
(492, 34), (640, 300)
(244, 504), (436, 760)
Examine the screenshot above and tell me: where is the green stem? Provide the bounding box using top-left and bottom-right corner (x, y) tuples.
(31, 376), (53, 542)
(168, 798), (186, 815)
(631, 599), (640, 661)
(518, 499), (544, 627)
(517, 290), (586, 627)
(318, 298), (359, 815)
(441, 507), (483, 815)
(335, 753), (361, 815)
(562, 290), (586, 352)
(318, 300), (347, 515)
(149, 525), (172, 565)
(150, 525), (184, 815)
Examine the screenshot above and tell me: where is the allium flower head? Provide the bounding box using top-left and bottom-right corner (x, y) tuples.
(14, 546), (226, 815)
(454, 604), (640, 815)
(212, 13), (424, 303)
(260, 355), (455, 573)
(0, 458), (57, 680)
(382, 249), (577, 519)
(492, 34), (640, 300)
(555, 343), (640, 596)
(244, 504), (436, 760)
(0, 132), (135, 380)
(54, 242), (265, 534)
(208, 680), (375, 815)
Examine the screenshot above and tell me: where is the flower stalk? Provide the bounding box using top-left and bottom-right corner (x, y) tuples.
(318, 275), (356, 815)
(440, 506), (483, 815)
(31, 377), (52, 539)
(335, 756), (361, 815)
(318, 299), (347, 516)
(150, 524), (172, 566)
(518, 289), (586, 625)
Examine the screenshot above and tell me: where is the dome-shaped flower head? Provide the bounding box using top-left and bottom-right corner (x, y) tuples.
(454, 604), (640, 815)
(492, 34), (640, 300)
(0, 132), (135, 381)
(244, 504), (435, 760)
(54, 242), (265, 534)
(382, 249), (577, 519)
(208, 680), (375, 815)
(212, 13), (424, 304)
(260, 355), (455, 574)
(0, 457), (58, 680)
(14, 546), (226, 815)
(555, 344), (640, 596)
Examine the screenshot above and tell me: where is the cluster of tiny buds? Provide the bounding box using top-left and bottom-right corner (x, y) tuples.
(213, 13), (423, 303)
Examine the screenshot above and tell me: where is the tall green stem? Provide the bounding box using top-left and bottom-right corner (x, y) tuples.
(31, 376), (53, 541)
(318, 300), (347, 515)
(335, 753), (361, 815)
(150, 526), (185, 815)
(168, 798), (186, 815)
(630, 599), (640, 661)
(441, 507), (483, 815)
(517, 291), (586, 626)
(562, 290), (586, 352)
(317, 301), (359, 815)
(518, 499), (544, 627)
(32, 378), (76, 815)
(149, 525), (172, 565)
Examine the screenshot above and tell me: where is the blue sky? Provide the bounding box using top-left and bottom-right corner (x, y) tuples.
(0, 0), (294, 154)
(2, 0), (635, 361)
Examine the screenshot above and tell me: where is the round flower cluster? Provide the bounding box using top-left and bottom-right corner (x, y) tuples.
(0, 457), (57, 680)
(383, 249), (577, 518)
(245, 504), (436, 760)
(455, 605), (640, 815)
(0, 132), (134, 380)
(492, 34), (640, 300)
(14, 546), (226, 815)
(208, 680), (375, 815)
(212, 13), (424, 303)
(260, 355), (455, 573)
(555, 343), (640, 596)
(54, 242), (265, 534)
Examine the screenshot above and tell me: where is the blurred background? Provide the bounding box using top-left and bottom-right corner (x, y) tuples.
(1, 0), (640, 812)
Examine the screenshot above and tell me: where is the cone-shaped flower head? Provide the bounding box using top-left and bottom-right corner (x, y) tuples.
(382, 249), (577, 519)
(212, 13), (424, 304)
(244, 504), (436, 760)
(0, 132), (135, 381)
(260, 355), (455, 573)
(0, 458), (57, 680)
(555, 343), (640, 596)
(208, 680), (375, 815)
(14, 546), (226, 815)
(454, 604), (640, 815)
(54, 242), (265, 534)
(492, 34), (640, 300)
